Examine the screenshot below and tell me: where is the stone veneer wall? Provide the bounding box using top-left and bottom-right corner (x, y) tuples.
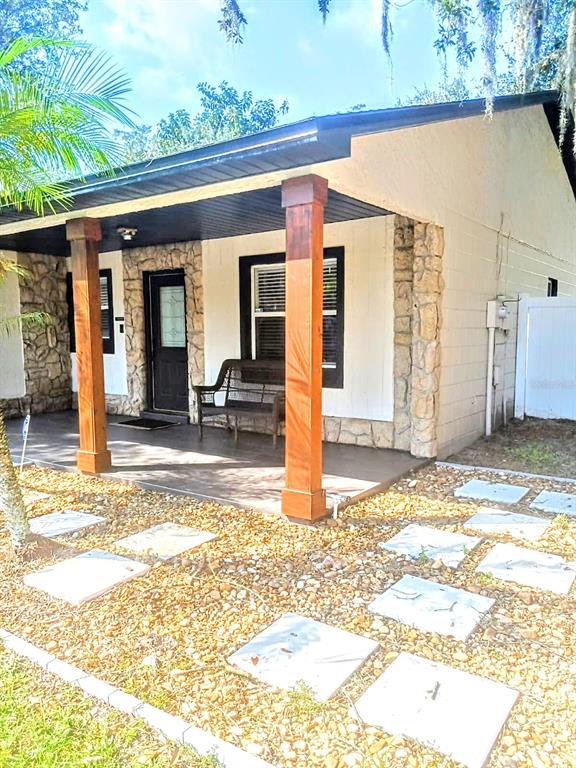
(119, 241), (203, 420)
(392, 216), (444, 458)
(393, 217), (415, 451)
(323, 216), (443, 457)
(0, 252), (71, 418)
(409, 221), (444, 457)
(323, 416), (394, 448)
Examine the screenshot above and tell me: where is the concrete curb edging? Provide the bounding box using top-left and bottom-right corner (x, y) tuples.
(0, 628), (276, 768)
(436, 461), (576, 486)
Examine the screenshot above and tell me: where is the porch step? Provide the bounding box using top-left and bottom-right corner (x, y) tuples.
(139, 411), (189, 425)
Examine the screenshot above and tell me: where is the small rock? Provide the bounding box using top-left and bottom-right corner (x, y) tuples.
(517, 590), (534, 605)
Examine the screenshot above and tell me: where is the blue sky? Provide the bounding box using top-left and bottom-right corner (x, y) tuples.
(81, 0), (456, 126)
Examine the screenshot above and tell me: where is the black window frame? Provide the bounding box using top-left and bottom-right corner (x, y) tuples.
(66, 268), (115, 355)
(239, 246), (345, 389)
(547, 277), (559, 297)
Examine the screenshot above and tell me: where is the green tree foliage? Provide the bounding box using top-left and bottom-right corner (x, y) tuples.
(0, 0), (87, 73)
(217, 0), (576, 139)
(114, 81), (289, 163)
(0, 36), (133, 551)
(400, 1), (571, 106)
(0, 36), (133, 213)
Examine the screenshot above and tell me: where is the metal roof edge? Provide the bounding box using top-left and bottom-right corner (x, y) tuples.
(69, 90), (560, 197)
(315, 90), (560, 137)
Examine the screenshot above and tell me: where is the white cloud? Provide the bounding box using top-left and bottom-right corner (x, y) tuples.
(330, 0), (383, 48)
(92, 0), (238, 120)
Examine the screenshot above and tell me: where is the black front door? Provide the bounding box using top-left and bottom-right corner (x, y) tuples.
(146, 271), (189, 413)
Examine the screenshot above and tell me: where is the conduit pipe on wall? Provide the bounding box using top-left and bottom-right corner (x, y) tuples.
(485, 299), (511, 437)
(485, 324), (496, 437)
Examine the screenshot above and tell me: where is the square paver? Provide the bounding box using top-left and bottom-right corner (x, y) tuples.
(476, 542), (576, 595)
(530, 490), (576, 517)
(465, 508), (551, 542)
(454, 479), (530, 504)
(228, 612), (378, 702)
(352, 652), (518, 768)
(368, 575), (494, 641)
(24, 549), (150, 605)
(115, 522), (216, 560)
(29, 510), (106, 538)
(380, 524), (481, 568)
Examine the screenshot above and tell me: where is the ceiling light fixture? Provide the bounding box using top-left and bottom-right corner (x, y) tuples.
(116, 226), (138, 241)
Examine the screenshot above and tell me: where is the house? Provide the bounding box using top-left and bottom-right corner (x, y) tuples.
(1, 90), (575, 520)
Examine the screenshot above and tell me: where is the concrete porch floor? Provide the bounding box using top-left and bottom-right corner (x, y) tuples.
(6, 411), (426, 516)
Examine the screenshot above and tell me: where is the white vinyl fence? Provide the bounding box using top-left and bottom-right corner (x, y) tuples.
(515, 296), (576, 420)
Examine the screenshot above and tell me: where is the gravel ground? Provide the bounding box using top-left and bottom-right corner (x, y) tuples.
(1, 464), (575, 768)
(448, 418), (576, 478)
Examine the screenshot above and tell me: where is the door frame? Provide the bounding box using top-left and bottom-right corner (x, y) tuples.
(143, 268), (189, 413)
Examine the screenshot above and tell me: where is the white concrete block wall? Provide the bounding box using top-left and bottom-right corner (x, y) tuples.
(67, 250), (128, 397)
(202, 216), (395, 423)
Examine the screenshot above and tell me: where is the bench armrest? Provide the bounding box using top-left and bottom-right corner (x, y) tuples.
(193, 384), (219, 394)
(192, 384), (218, 411)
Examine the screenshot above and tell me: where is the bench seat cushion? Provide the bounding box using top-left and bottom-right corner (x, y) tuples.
(202, 402), (275, 417)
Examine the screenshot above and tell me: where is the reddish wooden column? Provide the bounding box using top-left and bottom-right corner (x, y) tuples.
(66, 218), (111, 474)
(281, 174), (328, 521)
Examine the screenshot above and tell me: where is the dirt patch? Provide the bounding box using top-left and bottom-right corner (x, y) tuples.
(448, 418), (576, 478)
(1, 464), (575, 768)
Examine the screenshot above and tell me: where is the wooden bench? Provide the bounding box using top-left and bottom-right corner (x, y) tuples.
(193, 359), (285, 446)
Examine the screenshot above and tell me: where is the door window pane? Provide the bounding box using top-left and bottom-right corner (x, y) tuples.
(160, 285), (186, 347)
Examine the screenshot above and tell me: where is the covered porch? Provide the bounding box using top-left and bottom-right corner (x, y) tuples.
(0, 118), (445, 520)
(6, 411), (425, 515)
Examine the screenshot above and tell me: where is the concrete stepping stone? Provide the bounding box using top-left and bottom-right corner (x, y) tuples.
(465, 508), (551, 542)
(476, 542), (576, 595)
(530, 490), (576, 517)
(24, 549), (150, 605)
(368, 574), (494, 641)
(352, 652), (518, 768)
(380, 524), (481, 568)
(228, 612), (378, 702)
(29, 510), (106, 538)
(454, 479), (529, 504)
(115, 522), (216, 560)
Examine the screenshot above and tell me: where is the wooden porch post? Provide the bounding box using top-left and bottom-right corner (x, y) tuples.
(281, 174), (328, 521)
(66, 217), (111, 474)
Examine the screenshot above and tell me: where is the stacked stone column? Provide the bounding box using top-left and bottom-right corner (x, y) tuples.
(0, 252), (71, 418)
(393, 216), (444, 458)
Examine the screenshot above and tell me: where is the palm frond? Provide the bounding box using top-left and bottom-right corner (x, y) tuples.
(0, 311), (50, 337)
(0, 36), (77, 67)
(0, 36), (134, 215)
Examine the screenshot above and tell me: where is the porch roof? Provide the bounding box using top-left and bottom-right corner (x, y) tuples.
(0, 186), (392, 256)
(0, 90), (567, 257)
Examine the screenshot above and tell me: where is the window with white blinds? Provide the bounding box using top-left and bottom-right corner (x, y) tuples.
(100, 275), (112, 340)
(241, 248), (344, 388)
(66, 268), (115, 354)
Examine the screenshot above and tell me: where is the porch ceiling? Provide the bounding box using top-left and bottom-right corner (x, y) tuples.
(0, 186), (391, 257)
